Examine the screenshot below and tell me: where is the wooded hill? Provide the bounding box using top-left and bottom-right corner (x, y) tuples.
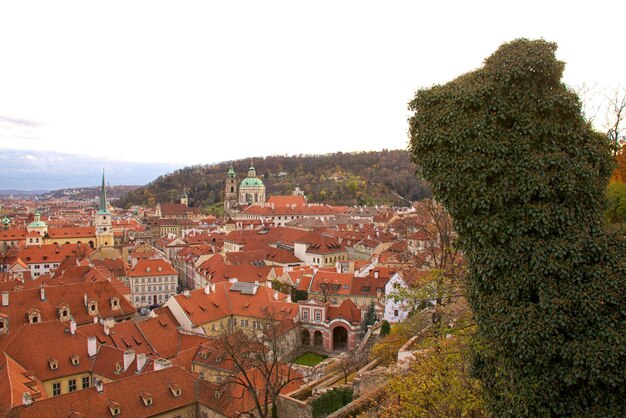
(116, 150), (430, 210)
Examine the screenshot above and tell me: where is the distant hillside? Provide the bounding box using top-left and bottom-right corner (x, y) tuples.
(0, 190), (49, 196)
(41, 185), (142, 201)
(116, 150), (430, 209)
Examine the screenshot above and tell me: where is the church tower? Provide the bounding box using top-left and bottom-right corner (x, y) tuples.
(224, 165), (238, 213)
(95, 170), (114, 248)
(180, 190), (188, 207)
(238, 162), (265, 206)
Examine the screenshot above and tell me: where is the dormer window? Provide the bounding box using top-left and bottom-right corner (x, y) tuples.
(88, 301), (98, 316)
(168, 383), (182, 397)
(140, 391), (153, 406)
(110, 297), (120, 310)
(107, 401), (121, 416)
(71, 354), (80, 366)
(146, 267), (151, 273)
(214, 390), (222, 399)
(48, 358), (59, 370)
(157, 266), (162, 272)
(28, 309), (41, 324)
(58, 304), (70, 321)
(115, 362), (123, 373)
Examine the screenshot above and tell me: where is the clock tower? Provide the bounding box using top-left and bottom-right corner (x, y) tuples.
(95, 170), (114, 248)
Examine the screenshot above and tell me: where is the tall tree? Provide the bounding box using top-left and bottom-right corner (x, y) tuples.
(408, 39), (625, 416)
(211, 309), (304, 418)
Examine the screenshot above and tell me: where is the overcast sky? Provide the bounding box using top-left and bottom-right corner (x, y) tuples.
(0, 1), (624, 174)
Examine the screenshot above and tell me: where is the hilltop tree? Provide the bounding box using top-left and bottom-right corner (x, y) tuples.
(408, 38), (625, 416)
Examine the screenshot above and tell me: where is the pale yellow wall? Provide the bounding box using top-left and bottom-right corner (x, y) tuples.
(45, 236), (96, 246)
(43, 372), (91, 397)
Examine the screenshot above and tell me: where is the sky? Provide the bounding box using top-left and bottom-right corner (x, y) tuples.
(0, 1), (624, 189)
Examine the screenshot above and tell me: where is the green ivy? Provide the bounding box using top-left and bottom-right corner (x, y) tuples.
(408, 38), (625, 417)
(311, 388), (354, 418)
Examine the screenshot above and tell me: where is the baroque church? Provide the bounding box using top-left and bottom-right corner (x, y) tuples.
(224, 162), (266, 212)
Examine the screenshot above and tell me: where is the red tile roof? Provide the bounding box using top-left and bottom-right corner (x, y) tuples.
(0, 280), (135, 331)
(11, 365), (199, 418)
(170, 282), (296, 328)
(128, 259), (177, 277)
(0, 321), (93, 382)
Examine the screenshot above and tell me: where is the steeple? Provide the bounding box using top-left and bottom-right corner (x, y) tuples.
(98, 169), (110, 214)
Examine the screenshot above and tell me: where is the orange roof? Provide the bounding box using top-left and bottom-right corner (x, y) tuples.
(78, 321), (155, 356)
(0, 280), (135, 331)
(170, 282), (296, 328)
(11, 366), (199, 418)
(327, 298), (362, 323)
(128, 259), (177, 277)
(18, 243), (94, 265)
(0, 353), (48, 415)
(0, 228), (27, 241)
(0, 321), (94, 383)
(46, 227), (96, 239)
(266, 195), (306, 208)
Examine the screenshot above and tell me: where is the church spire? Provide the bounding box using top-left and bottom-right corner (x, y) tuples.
(98, 169), (110, 214)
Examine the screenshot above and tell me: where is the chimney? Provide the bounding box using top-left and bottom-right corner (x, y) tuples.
(83, 293), (88, 307)
(183, 290), (190, 298)
(153, 358), (172, 371)
(104, 324), (110, 335)
(95, 379), (104, 393)
(70, 320), (76, 335)
(210, 283), (215, 293)
(123, 349), (135, 371)
(1, 291), (8, 307)
(204, 284), (211, 295)
(136, 353), (147, 372)
(374, 271), (379, 279)
(266, 281), (272, 289)
(273, 290), (279, 301)
(88, 336), (97, 357)
(22, 392), (33, 406)
(39, 285), (46, 301)
(287, 294), (292, 303)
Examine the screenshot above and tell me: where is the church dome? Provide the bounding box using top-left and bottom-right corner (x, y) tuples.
(28, 212), (47, 228)
(240, 177), (264, 187)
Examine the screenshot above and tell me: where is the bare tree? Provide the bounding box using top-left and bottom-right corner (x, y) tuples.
(336, 349), (369, 384)
(577, 84), (626, 154)
(210, 308), (305, 418)
(316, 279), (339, 303)
(604, 87), (626, 154)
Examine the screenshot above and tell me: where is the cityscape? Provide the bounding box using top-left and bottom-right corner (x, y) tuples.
(1, 2), (625, 418)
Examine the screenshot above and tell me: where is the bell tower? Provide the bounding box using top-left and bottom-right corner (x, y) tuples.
(95, 170), (114, 248)
(224, 165), (238, 213)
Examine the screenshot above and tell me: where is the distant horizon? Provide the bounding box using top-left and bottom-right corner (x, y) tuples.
(0, 147), (406, 191)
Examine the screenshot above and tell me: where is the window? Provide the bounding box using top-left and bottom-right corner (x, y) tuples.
(68, 379), (77, 392)
(315, 310), (321, 321)
(394, 309), (399, 317)
(361, 286), (371, 293)
(302, 309), (309, 320)
(82, 376), (90, 389)
(53, 382), (61, 396)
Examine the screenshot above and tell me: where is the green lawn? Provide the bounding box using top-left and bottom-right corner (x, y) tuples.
(293, 352), (327, 366)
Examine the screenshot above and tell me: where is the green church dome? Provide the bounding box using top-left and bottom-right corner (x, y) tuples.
(240, 177), (264, 187)
(28, 212), (47, 228)
(2, 216), (10, 225)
